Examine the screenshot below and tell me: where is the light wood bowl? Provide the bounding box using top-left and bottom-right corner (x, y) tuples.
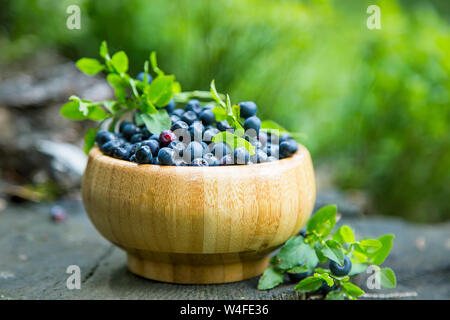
(82, 145), (316, 284)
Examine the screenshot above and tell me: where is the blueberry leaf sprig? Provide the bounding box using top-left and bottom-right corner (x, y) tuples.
(60, 41), (181, 154)
(257, 204), (397, 300)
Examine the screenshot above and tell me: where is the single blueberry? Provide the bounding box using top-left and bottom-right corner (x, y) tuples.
(170, 115), (181, 124)
(212, 142), (231, 159)
(135, 145), (153, 164)
(318, 281), (338, 295)
(136, 72), (153, 84)
(239, 101), (257, 118)
(279, 140), (298, 158)
(157, 147), (175, 165)
(181, 111), (198, 125)
(279, 134), (292, 144)
(149, 134), (159, 141)
(329, 256), (352, 277)
(184, 141), (204, 162)
(172, 108), (184, 118)
(119, 121), (133, 133)
(199, 109), (215, 125)
(185, 99), (202, 114)
(220, 154), (234, 165)
(141, 139), (160, 157)
(122, 123), (139, 141)
(113, 145), (131, 160)
(165, 99), (175, 113)
(95, 130), (116, 147)
(233, 147), (250, 165)
(100, 140), (122, 156)
(287, 266), (313, 283)
(159, 130), (176, 147)
(171, 120), (189, 132)
(130, 142), (142, 155)
(130, 133), (145, 144)
(168, 141), (185, 157)
(244, 116), (261, 136)
(191, 158), (209, 167)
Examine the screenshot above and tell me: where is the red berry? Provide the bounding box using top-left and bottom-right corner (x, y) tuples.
(159, 130), (176, 147)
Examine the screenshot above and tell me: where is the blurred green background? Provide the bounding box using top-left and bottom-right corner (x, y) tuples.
(0, 0), (449, 222)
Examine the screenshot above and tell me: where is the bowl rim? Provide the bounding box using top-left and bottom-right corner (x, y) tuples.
(88, 145), (309, 172)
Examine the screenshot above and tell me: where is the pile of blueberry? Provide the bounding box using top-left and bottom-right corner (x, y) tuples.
(95, 99), (299, 166)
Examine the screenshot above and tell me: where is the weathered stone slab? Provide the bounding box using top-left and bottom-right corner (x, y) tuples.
(0, 200), (448, 300)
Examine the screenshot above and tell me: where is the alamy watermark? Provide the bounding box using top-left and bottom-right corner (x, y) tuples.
(66, 265), (81, 290)
(66, 5), (81, 30)
(367, 5), (381, 30)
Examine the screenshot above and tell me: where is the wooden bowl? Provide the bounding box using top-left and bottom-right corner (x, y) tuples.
(82, 145), (316, 284)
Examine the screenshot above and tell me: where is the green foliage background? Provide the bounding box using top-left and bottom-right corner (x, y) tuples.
(1, 0), (449, 222)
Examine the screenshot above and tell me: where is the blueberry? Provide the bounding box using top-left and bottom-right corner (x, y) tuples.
(279, 140), (298, 158)
(130, 133), (145, 144)
(212, 142), (231, 158)
(184, 141), (204, 162)
(137, 72), (153, 84)
(318, 281), (337, 295)
(203, 128), (220, 143)
(199, 109), (215, 125)
(130, 142), (142, 155)
(95, 130), (116, 146)
(203, 153), (220, 166)
(191, 158), (209, 167)
(170, 115), (181, 124)
(181, 111), (198, 125)
(172, 109), (184, 117)
(258, 131), (268, 146)
(185, 99), (202, 114)
(220, 154), (234, 165)
(141, 128), (151, 139)
(288, 267), (313, 283)
(267, 132), (280, 145)
(171, 120), (189, 132)
(157, 147), (175, 165)
(233, 147), (250, 165)
(329, 256), (352, 277)
(135, 145), (153, 164)
(189, 121), (204, 142)
(122, 123), (139, 140)
(217, 120), (233, 132)
(250, 150), (268, 163)
(159, 130), (176, 147)
(149, 134), (159, 141)
(201, 142), (209, 154)
(100, 140), (122, 156)
(141, 139), (160, 157)
(244, 116), (261, 136)
(279, 134), (292, 144)
(113, 145), (132, 160)
(119, 121), (133, 133)
(165, 99), (175, 113)
(239, 101), (257, 118)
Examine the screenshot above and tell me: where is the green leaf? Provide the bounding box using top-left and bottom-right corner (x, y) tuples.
(275, 236), (319, 270)
(257, 267), (284, 290)
(76, 58), (104, 76)
(86, 106), (108, 121)
(306, 205), (337, 239)
(342, 282), (365, 298)
(103, 100), (119, 114)
(287, 265), (310, 274)
(313, 272), (334, 287)
(60, 101), (86, 120)
(210, 80), (226, 108)
(326, 290), (346, 300)
(232, 104), (241, 120)
(314, 242), (328, 264)
(147, 75), (174, 107)
(359, 239), (382, 253)
(107, 74), (128, 101)
(261, 120), (288, 133)
(111, 51), (129, 74)
(99, 41), (109, 59)
(333, 225), (355, 244)
(212, 107), (227, 121)
(371, 235), (395, 265)
(141, 110), (171, 135)
(321, 240), (345, 265)
(294, 277), (323, 293)
(380, 267), (397, 289)
(212, 131), (256, 156)
(84, 128), (98, 154)
(349, 263), (368, 276)
(150, 51), (164, 76)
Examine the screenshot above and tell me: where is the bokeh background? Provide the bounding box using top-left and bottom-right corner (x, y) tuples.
(0, 0), (449, 223)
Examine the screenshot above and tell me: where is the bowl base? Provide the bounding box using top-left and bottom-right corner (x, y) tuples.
(127, 253), (270, 284)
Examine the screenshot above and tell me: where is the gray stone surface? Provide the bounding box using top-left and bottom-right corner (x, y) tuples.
(0, 200), (448, 300)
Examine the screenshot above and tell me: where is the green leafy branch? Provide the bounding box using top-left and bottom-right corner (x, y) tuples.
(60, 41), (181, 153)
(257, 204), (397, 300)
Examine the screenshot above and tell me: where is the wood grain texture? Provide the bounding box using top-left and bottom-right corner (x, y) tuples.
(81, 145), (316, 284)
